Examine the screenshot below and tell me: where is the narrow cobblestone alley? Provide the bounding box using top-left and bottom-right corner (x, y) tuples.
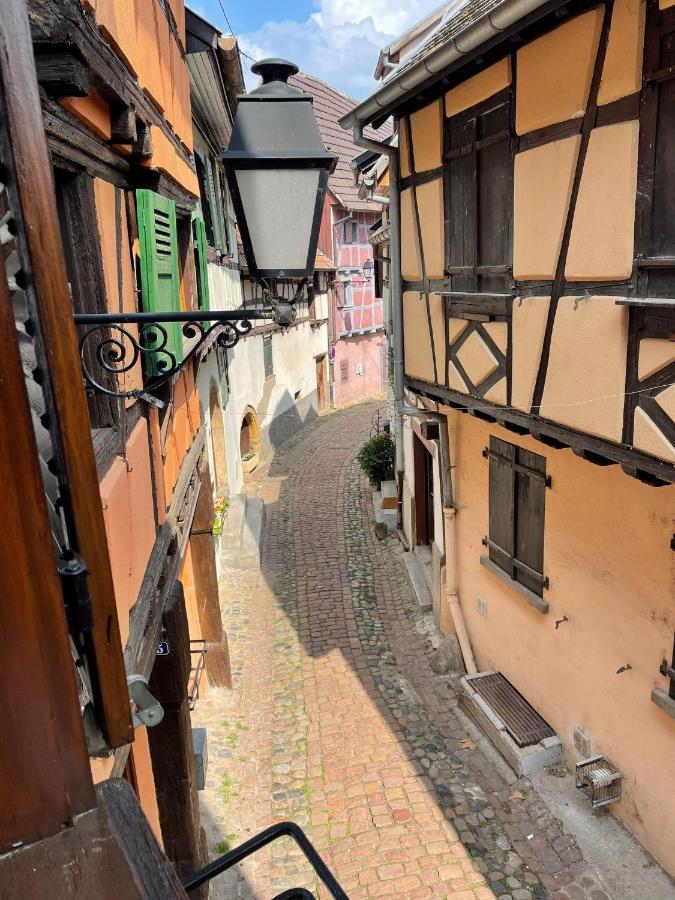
(192, 401), (622, 900)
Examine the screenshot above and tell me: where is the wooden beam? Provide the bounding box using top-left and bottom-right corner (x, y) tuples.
(1, 0), (132, 751)
(34, 47), (89, 97)
(133, 118), (153, 159)
(406, 376), (675, 485)
(110, 103), (137, 143)
(0, 0), (96, 848)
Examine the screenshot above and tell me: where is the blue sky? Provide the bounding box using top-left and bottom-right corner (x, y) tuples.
(190, 0), (438, 99)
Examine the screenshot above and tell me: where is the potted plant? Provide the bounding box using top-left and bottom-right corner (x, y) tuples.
(212, 494), (230, 536)
(356, 433), (395, 489)
(241, 450), (259, 474)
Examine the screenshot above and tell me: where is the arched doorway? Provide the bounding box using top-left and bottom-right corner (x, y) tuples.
(209, 383), (228, 492)
(240, 406), (261, 474)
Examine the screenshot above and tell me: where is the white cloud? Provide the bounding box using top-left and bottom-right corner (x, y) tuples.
(239, 0), (437, 99)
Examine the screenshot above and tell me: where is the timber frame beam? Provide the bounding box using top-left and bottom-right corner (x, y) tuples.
(406, 377), (675, 486)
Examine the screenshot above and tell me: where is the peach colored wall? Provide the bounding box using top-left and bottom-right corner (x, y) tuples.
(511, 297), (551, 412)
(332, 332), (386, 407)
(100, 419), (157, 646)
(400, 181), (444, 280)
(401, 188), (421, 281)
(516, 9), (602, 134)
(540, 297), (628, 443)
(566, 121), (639, 281)
(447, 410), (675, 875)
(513, 136), (579, 280)
(403, 292), (445, 383)
(399, 117), (411, 179)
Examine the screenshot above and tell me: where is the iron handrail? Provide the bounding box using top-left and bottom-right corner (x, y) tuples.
(181, 820), (349, 898)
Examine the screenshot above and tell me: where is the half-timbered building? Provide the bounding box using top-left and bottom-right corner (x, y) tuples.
(343, 0), (675, 874)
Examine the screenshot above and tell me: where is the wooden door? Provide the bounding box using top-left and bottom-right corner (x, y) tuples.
(413, 435), (434, 546)
(316, 355), (327, 409)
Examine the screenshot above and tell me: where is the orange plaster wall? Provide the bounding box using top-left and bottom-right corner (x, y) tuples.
(516, 9), (603, 134)
(444, 58), (511, 119)
(143, 126), (199, 197)
(100, 419), (157, 647)
(96, 0), (139, 75)
(131, 726), (163, 843)
(163, 368), (200, 505)
(60, 92), (111, 140)
(598, 0), (646, 105)
(93, 178), (143, 395)
(410, 100), (442, 172)
(449, 411), (675, 875)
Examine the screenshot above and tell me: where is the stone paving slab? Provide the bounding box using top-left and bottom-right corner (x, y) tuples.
(193, 401), (624, 900)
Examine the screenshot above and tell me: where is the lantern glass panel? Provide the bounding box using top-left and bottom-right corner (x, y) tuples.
(235, 168), (320, 272)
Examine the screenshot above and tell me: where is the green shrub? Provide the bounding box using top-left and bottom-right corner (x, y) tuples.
(356, 433), (395, 484)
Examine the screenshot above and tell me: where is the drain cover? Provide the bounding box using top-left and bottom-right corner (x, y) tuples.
(470, 673), (555, 747)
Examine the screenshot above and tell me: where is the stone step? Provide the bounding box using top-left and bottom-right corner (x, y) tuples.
(402, 551), (433, 612)
(372, 489), (397, 534)
(220, 495), (265, 570)
(221, 493), (246, 541)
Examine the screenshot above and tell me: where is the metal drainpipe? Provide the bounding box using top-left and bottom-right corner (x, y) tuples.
(399, 405), (477, 674)
(351, 126), (404, 522)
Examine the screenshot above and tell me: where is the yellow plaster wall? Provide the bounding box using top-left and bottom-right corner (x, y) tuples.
(416, 179), (445, 279)
(516, 9), (603, 134)
(539, 297), (628, 442)
(566, 122), (639, 281)
(598, 0), (646, 105)
(403, 292), (445, 383)
(483, 379), (507, 405)
(410, 99), (443, 172)
(456, 330), (499, 386)
(448, 410), (675, 877)
(511, 297), (551, 412)
(445, 58), (511, 119)
(401, 188), (421, 280)
(513, 137), (579, 280)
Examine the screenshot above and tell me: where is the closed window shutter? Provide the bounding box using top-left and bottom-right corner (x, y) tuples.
(514, 446), (546, 596)
(193, 214), (210, 311)
(488, 436), (515, 574)
(205, 157), (224, 253)
(136, 189), (183, 376)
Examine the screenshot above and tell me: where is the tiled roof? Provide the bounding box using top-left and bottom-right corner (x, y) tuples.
(386, 0), (505, 82)
(290, 72), (393, 212)
(314, 249), (337, 271)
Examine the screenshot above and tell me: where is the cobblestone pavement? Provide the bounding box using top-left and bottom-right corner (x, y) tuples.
(193, 400), (616, 900)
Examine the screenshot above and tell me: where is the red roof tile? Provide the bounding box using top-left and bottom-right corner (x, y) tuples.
(290, 72), (393, 212)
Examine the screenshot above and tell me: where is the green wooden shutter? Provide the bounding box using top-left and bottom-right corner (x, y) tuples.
(136, 189), (183, 376)
(193, 215), (210, 311)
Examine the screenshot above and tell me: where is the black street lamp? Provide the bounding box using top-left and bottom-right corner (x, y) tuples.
(222, 58), (337, 283)
(73, 58), (336, 403)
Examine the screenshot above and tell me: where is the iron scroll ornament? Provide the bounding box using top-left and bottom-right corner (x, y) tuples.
(73, 300), (297, 404)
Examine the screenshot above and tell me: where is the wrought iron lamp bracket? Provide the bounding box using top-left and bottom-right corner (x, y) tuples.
(73, 296), (297, 404)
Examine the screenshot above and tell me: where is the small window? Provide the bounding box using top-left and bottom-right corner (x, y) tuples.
(483, 436), (547, 600)
(263, 334), (273, 379)
(340, 359), (349, 383)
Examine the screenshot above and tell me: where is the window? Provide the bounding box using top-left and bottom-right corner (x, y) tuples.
(635, 4), (675, 297)
(137, 189), (183, 375)
(195, 151), (232, 257)
(340, 359), (349, 383)
(263, 334), (273, 379)
(482, 436), (548, 605)
(445, 92), (512, 297)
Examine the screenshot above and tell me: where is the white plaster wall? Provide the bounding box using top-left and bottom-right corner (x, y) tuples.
(199, 261), (329, 499)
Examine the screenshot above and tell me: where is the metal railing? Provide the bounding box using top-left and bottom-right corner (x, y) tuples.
(181, 821), (349, 898)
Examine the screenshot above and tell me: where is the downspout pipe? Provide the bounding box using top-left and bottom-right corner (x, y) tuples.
(399, 405), (477, 675)
(351, 126), (404, 475)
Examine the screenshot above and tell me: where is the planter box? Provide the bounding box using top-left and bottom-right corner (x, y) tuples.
(241, 452), (259, 474)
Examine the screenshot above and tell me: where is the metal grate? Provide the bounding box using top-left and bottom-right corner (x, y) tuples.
(470, 672), (555, 748)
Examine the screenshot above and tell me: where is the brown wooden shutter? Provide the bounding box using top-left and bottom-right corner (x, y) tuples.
(514, 446), (546, 596)
(488, 436), (515, 575)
